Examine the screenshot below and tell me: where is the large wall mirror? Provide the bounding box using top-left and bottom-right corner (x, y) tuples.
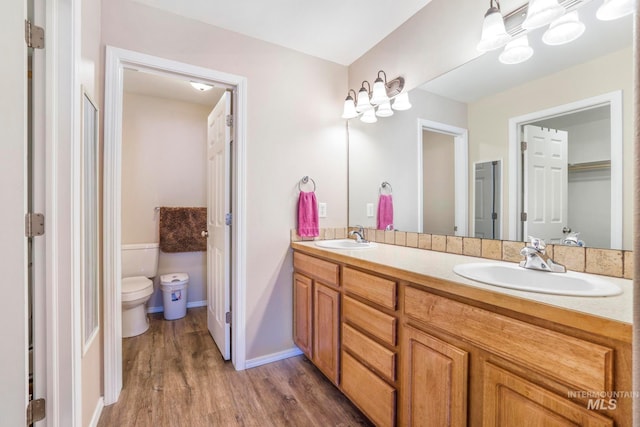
(348, 0), (633, 250)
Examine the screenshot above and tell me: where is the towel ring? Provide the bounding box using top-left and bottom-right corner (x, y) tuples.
(379, 181), (393, 195)
(299, 176), (316, 192)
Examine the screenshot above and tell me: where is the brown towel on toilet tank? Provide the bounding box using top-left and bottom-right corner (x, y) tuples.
(159, 207), (207, 253)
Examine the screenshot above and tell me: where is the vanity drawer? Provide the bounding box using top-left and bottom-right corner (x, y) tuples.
(341, 350), (396, 427)
(343, 267), (396, 310)
(293, 252), (339, 287)
(343, 296), (397, 347)
(343, 323), (396, 382)
(404, 286), (613, 392)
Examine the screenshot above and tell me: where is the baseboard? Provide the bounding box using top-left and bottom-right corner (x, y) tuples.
(88, 397), (104, 427)
(147, 300), (207, 314)
(245, 347), (303, 369)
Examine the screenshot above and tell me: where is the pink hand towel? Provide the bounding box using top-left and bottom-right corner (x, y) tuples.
(298, 191), (319, 237)
(377, 194), (394, 230)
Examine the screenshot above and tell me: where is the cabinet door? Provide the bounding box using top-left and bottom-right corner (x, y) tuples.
(402, 326), (468, 427)
(313, 282), (340, 385)
(483, 363), (613, 427)
(293, 273), (313, 358)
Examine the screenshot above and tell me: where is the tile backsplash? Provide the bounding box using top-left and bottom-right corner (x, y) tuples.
(291, 227), (633, 281)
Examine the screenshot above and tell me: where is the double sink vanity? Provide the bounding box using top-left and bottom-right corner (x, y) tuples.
(291, 239), (632, 426)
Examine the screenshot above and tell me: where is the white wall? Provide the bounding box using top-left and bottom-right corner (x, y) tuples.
(121, 92), (210, 307)
(348, 88), (467, 231)
(102, 0), (348, 361)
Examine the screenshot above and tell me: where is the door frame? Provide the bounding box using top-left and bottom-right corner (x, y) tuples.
(416, 119), (469, 236)
(507, 91), (623, 248)
(103, 46), (248, 405)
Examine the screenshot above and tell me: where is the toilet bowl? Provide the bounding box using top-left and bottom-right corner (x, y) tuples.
(121, 243), (159, 338)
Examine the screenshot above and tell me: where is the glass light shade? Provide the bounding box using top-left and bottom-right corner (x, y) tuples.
(522, 0), (565, 30)
(499, 35), (534, 64)
(542, 11), (585, 45)
(392, 92), (412, 111)
(375, 101), (394, 118)
(341, 96), (358, 119)
(370, 78), (390, 105)
(360, 109), (378, 123)
(477, 7), (511, 52)
(596, 0), (635, 20)
(355, 87), (373, 113)
(190, 82), (213, 91)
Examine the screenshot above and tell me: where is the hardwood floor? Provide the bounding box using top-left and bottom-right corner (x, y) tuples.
(98, 308), (372, 427)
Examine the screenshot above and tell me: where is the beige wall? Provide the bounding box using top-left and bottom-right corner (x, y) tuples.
(468, 47), (633, 248)
(121, 92), (210, 307)
(423, 130), (455, 234)
(102, 0), (348, 360)
(81, 0), (103, 424)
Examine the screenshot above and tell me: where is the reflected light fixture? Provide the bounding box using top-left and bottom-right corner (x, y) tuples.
(522, 0), (566, 29)
(596, 0), (636, 20)
(190, 82), (213, 91)
(499, 35), (534, 64)
(341, 89), (358, 119)
(542, 11), (585, 45)
(477, 0), (511, 52)
(341, 70), (411, 123)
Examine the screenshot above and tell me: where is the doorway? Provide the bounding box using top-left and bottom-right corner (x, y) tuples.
(103, 46), (248, 405)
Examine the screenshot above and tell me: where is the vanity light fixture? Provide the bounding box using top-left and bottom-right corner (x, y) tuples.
(190, 82), (213, 91)
(341, 70), (411, 122)
(542, 11), (585, 45)
(596, 0), (636, 20)
(521, 0), (565, 29)
(477, 0), (511, 52)
(499, 35), (534, 64)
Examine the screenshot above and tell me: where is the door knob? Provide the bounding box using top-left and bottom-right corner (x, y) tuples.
(201, 230), (209, 238)
(562, 226), (572, 234)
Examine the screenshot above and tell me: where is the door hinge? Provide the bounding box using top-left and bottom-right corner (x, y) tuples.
(521, 212), (528, 222)
(521, 141), (527, 152)
(226, 114), (233, 127)
(25, 20), (45, 49)
(25, 213), (45, 237)
(491, 212), (498, 220)
(225, 213), (232, 226)
(225, 312), (232, 324)
(27, 398), (46, 424)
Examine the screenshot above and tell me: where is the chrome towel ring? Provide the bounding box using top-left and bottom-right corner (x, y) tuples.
(299, 176), (317, 192)
(379, 181), (393, 195)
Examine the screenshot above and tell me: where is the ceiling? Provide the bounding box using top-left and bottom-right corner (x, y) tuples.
(131, 0), (433, 66)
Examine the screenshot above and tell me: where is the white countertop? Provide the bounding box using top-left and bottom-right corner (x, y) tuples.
(292, 241), (633, 326)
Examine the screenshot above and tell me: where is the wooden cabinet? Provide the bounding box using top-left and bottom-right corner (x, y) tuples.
(401, 325), (468, 427)
(293, 273), (313, 358)
(313, 282), (340, 384)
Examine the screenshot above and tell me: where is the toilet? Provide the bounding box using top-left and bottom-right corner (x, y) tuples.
(121, 243), (159, 338)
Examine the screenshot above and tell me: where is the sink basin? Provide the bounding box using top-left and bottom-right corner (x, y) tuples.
(453, 262), (622, 297)
(314, 239), (377, 250)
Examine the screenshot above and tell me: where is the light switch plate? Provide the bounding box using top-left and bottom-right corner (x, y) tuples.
(366, 203), (374, 217)
(319, 203), (327, 218)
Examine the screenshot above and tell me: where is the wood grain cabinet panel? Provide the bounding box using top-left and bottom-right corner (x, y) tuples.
(293, 273), (313, 358)
(342, 323), (396, 382)
(343, 267), (397, 310)
(402, 325), (468, 427)
(343, 296), (397, 346)
(313, 282), (340, 385)
(483, 363), (613, 427)
(341, 351), (396, 427)
(404, 287), (612, 392)
(293, 252), (339, 287)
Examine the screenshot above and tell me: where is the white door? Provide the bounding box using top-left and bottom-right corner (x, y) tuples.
(0, 0), (29, 424)
(206, 91), (231, 360)
(474, 162), (493, 238)
(523, 125), (568, 242)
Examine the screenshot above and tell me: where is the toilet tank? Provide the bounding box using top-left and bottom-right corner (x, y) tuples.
(121, 243), (159, 278)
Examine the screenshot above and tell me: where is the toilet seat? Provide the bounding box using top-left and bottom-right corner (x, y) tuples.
(122, 277), (153, 302)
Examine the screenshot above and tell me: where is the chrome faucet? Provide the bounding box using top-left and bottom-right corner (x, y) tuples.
(519, 236), (566, 273)
(349, 225), (367, 243)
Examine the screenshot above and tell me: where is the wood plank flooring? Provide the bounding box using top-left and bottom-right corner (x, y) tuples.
(98, 308), (373, 427)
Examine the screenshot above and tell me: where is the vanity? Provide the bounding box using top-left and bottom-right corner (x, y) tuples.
(291, 241), (632, 426)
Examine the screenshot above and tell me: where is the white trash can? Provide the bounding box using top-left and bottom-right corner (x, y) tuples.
(160, 273), (189, 320)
